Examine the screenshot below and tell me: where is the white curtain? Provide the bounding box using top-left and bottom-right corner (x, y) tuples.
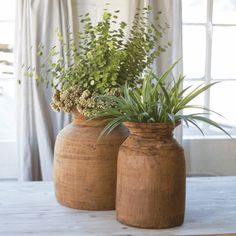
(15, 0), (75, 181)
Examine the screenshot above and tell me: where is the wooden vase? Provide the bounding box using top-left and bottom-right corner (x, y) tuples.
(116, 122), (186, 228)
(53, 111), (128, 210)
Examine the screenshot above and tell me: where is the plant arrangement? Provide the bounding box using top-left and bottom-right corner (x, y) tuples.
(23, 6), (171, 211)
(92, 60), (230, 137)
(28, 6), (170, 117)
(91, 61), (231, 228)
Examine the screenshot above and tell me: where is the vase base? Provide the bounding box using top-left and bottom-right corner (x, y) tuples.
(116, 215), (184, 229)
(56, 196), (115, 211)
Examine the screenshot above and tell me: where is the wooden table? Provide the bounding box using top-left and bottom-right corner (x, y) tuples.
(0, 177), (236, 236)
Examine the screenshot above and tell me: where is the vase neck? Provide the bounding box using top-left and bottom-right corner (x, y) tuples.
(72, 111), (106, 127)
(124, 122), (177, 140)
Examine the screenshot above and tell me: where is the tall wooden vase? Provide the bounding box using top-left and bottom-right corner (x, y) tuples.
(53, 111), (128, 210)
(116, 122), (186, 228)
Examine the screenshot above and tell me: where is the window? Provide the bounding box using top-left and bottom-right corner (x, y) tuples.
(0, 0), (17, 179)
(182, 0), (236, 137)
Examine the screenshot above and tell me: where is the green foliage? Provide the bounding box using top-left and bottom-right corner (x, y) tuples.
(92, 61), (231, 138)
(25, 6), (169, 96)
(68, 7), (169, 93)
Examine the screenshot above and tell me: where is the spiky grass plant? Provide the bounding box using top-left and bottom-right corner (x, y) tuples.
(93, 61), (231, 138)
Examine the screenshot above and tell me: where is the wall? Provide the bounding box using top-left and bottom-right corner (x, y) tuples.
(0, 141), (17, 179)
(184, 138), (236, 176)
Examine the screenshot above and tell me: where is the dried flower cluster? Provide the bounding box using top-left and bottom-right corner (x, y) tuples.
(50, 87), (120, 117)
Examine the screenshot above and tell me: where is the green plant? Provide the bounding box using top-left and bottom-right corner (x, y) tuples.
(92, 61), (231, 138)
(25, 6), (170, 117)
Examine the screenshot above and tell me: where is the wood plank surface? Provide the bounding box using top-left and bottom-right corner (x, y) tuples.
(0, 177), (236, 236)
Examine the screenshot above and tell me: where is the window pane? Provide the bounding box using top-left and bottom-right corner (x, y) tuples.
(183, 25), (206, 78)
(211, 27), (236, 79)
(0, 0), (15, 21)
(0, 23), (14, 45)
(0, 46), (14, 79)
(182, 0), (207, 23)
(183, 81), (205, 136)
(213, 0), (236, 24)
(0, 0), (16, 141)
(210, 81), (236, 125)
(0, 79), (16, 140)
(183, 81), (205, 115)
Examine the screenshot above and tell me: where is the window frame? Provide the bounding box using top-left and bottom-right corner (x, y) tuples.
(0, 0), (17, 180)
(182, 0), (236, 137)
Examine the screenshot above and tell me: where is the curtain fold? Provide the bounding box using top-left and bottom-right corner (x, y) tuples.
(15, 0), (75, 181)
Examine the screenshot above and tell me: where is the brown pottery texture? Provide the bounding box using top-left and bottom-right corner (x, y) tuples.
(116, 122), (186, 228)
(54, 111), (129, 210)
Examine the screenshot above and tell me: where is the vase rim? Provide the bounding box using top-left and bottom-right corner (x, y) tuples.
(72, 110), (112, 127)
(123, 121), (180, 129)
(72, 110), (88, 120)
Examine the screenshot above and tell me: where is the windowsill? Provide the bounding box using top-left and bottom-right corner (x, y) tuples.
(0, 178), (17, 181)
(183, 134), (236, 140)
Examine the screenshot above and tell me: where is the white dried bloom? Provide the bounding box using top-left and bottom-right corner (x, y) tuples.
(81, 89), (91, 99)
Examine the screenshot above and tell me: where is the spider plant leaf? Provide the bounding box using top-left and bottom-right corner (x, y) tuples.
(184, 116), (205, 136)
(132, 90), (145, 110)
(179, 84), (192, 97)
(157, 59), (180, 85)
(175, 82), (219, 113)
(87, 116), (114, 126)
(160, 83), (171, 106)
(171, 74), (185, 97)
(183, 105), (226, 118)
(98, 115), (130, 139)
(176, 114), (189, 127)
(190, 115), (232, 138)
(167, 113), (177, 125)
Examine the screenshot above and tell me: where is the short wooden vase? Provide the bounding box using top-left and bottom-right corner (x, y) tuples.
(116, 122), (186, 229)
(53, 111), (128, 210)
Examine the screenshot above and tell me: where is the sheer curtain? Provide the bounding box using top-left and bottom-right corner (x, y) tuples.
(15, 0), (76, 181)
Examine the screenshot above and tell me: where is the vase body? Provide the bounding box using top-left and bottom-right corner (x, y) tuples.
(54, 112), (128, 210)
(116, 122), (186, 228)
